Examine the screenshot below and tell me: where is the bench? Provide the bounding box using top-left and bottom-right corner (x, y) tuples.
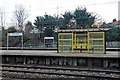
(73, 48), (88, 53)
(73, 45), (94, 53)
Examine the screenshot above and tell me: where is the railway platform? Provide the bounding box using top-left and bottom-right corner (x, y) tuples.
(1, 50), (120, 58)
(1, 50), (120, 70)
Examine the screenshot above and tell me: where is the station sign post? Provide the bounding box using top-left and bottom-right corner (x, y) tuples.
(44, 37), (54, 48)
(7, 32), (23, 50)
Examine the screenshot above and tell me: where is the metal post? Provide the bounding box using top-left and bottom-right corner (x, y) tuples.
(53, 38), (54, 48)
(103, 32), (106, 54)
(80, 45), (82, 53)
(57, 33), (59, 53)
(7, 33), (8, 50)
(21, 32), (23, 50)
(44, 38), (45, 48)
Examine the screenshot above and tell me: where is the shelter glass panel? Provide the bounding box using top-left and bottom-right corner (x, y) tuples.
(88, 32), (105, 54)
(58, 33), (72, 52)
(59, 40), (72, 45)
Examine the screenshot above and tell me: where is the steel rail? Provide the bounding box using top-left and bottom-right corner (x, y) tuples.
(2, 64), (120, 79)
(2, 64), (120, 74)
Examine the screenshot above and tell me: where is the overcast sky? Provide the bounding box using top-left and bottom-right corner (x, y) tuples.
(0, 0), (119, 27)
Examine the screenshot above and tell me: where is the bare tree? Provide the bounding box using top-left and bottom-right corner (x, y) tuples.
(14, 4), (29, 31)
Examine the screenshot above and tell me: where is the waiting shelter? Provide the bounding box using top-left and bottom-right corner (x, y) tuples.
(57, 28), (110, 54)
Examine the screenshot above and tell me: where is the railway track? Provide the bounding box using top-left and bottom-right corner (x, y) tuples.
(1, 64), (120, 79)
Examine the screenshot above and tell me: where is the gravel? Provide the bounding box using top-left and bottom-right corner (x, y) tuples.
(2, 67), (120, 79)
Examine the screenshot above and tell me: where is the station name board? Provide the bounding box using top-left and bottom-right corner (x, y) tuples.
(8, 32), (23, 36)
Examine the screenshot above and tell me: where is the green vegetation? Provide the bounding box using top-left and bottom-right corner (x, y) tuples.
(106, 26), (120, 42)
(34, 7), (96, 29)
(1, 7), (120, 47)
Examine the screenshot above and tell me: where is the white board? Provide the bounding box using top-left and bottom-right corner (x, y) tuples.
(8, 32), (22, 36)
(44, 37), (54, 39)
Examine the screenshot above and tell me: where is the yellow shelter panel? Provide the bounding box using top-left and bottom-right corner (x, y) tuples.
(88, 32), (105, 54)
(58, 30), (105, 54)
(58, 33), (73, 52)
(73, 32), (88, 53)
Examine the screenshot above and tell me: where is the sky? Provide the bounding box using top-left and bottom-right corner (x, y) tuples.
(0, 0), (119, 27)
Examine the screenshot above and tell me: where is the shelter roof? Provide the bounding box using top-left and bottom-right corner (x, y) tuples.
(58, 28), (110, 32)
